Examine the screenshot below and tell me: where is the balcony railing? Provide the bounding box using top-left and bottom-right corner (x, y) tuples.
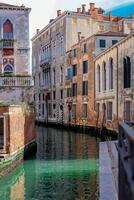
(0, 37), (15, 48)
(118, 122), (134, 200)
(0, 76), (33, 87)
(40, 57), (51, 67)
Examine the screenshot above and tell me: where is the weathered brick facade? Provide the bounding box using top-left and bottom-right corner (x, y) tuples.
(64, 32), (126, 127)
(0, 105), (35, 155)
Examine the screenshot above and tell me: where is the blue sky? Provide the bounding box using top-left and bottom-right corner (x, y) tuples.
(0, 0), (133, 37)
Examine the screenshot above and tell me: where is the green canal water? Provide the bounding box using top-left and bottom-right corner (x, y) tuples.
(0, 127), (99, 200)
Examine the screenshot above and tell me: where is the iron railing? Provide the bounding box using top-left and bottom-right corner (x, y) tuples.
(118, 121), (134, 200)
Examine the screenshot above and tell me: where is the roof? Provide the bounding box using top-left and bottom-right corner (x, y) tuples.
(95, 31), (128, 37)
(94, 32), (134, 61)
(31, 11), (124, 41)
(0, 3), (30, 11)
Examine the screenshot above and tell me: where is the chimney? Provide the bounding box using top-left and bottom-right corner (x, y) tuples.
(109, 12), (112, 21)
(94, 8), (98, 14)
(90, 3), (95, 11)
(57, 10), (61, 17)
(82, 4), (86, 14)
(77, 8), (81, 13)
(36, 29), (39, 34)
(49, 19), (54, 23)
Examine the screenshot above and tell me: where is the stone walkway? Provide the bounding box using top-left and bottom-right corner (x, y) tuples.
(99, 141), (118, 200)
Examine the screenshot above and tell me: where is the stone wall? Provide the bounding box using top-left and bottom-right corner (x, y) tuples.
(0, 86), (33, 105)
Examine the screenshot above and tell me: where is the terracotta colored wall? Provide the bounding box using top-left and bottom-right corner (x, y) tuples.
(9, 106), (35, 154)
(0, 105), (35, 154)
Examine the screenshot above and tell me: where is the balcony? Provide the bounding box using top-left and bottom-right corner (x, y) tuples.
(40, 57), (51, 67)
(0, 76), (33, 87)
(0, 39), (15, 49)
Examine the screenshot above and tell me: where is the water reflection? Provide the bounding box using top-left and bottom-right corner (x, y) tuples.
(0, 127), (99, 200)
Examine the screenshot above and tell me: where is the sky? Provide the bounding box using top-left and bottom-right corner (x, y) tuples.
(0, 0), (133, 39)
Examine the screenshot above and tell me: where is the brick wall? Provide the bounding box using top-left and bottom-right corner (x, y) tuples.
(0, 105), (35, 154)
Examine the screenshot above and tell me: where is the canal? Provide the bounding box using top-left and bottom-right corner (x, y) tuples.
(0, 126), (99, 200)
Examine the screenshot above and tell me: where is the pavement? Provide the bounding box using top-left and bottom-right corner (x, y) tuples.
(99, 141), (118, 200)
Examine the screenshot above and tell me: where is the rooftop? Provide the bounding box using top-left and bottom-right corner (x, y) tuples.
(95, 31), (128, 37)
(32, 2), (124, 41)
(0, 3), (31, 11)
(95, 32), (134, 60)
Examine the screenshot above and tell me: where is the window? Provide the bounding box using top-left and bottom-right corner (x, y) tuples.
(124, 56), (131, 88)
(53, 104), (56, 109)
(100, 40), (106, 48)
(42, 93), (45, 101)
(83, 43), (87, 53)
(72, 48), (77, 57)
(39, 93), (41, 101)
(67, 88), (71, 97)
(97, 65), (101, 92)
(83, 60), (88, 74)
(60, 90), (63, 99)
(109, 58), (113, 90)
(82, 104), (87, 118)
(42, 104), (44, 115)
(60, 67), (63, 84)
(72, 104), (76, 119)
(67, 68), (72, 80)
(107, 102), (113, 120)
(102, 62), (106, 91)
(4, 64), (13, 73)
(124, 100), (131, 121)
(0, 118), (4, 148)
(48, 103), (51, 117)
(112, 40), (118, 45)
(3, 19), (13, 39)
(53, 68), (56, 85)
(96, 103), (100, 114)
(72, 83), (77, 96)
(47, 93), (51, 100)
(53, 91), (56, 100)
(72, 64), (77, 76)
(82, 81), (88, 96)
(39, 73), (41, 86)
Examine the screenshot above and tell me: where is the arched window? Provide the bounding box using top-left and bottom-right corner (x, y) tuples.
(124, 56), (131, 88)
(97, 65), (101, 92)
(3, 19), (13, 39)
(102, 61), (106, 91)
(109, 58), (113, 90)
(4, 64), (13, 73)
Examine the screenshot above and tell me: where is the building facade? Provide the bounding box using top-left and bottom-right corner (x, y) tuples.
(64, 32), (127, 126)
(95, 33), (134, 130)
(0, 3), (33, 105)
(32, 2), (134, 124)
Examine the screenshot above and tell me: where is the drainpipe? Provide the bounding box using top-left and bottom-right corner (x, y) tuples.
(116, 46), (119, 120)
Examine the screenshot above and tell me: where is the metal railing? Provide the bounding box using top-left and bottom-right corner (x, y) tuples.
(118, 121), (134, 200)
(0, 76), (33, 87)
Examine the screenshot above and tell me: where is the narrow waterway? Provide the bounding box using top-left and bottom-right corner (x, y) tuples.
(0, 126), (99, 200)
